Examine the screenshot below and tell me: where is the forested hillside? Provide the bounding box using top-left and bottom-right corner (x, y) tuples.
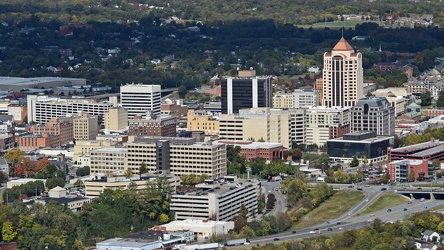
(0, 0), (443, 25)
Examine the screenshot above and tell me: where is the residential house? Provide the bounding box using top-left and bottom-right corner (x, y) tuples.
(422, 230), (441, 242)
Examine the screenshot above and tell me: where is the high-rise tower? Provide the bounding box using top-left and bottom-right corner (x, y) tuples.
(322, 37), (364, 108)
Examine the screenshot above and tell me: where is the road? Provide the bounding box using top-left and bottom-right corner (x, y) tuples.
(262, 181), (287, 217)
(248, 197), (444, 245)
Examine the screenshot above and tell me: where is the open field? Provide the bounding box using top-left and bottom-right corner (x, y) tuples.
(297, 20), (385, 29)
(355, 193), (408, 216)
(293, 190), (365, 229)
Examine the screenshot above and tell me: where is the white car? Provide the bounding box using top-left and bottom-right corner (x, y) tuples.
(338, 228), (344, 230)
(309, 231), (316, 234)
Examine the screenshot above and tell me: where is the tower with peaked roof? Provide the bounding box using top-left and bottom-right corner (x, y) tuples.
(322, 37), (364, 108)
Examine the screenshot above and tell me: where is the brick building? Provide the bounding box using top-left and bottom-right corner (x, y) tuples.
(216, 140), (284, 161)
(128, 115), (176, 137)
(29, 117), (73, 145)
(17, 134), (60, 152)
(387, 159), (433, 182)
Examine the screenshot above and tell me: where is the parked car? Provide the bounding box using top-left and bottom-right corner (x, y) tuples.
(387, 209), (392, 212)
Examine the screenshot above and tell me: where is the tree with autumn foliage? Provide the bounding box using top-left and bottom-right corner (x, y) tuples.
(3, 149), (26, 176)
(15, 158), (38, 178)
(37, 158), (50, 173)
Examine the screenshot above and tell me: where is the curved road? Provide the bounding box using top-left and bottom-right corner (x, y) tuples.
(245, 184), (444, 245)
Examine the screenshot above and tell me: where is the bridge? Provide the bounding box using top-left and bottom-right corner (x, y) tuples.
(395, 188), (444, 200)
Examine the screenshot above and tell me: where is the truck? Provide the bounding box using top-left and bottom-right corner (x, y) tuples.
(271, 176), (282, 182)
(225, 238), (250, 246)
(175, 243), (222, 250)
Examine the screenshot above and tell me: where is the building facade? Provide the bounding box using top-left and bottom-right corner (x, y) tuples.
(74, 112), (99, 140)
(120, 84), (161, 119)
(73, 140), (119, 162)
(126, 137), (226, 178)
(326, 131), (392, 163)
(27, 95), (116, 124)
(219, 108), (306, 148)
(30, 117), (73, 145)
(273, 93), (293, 109)
(351, 97), (395, 136)
(387, 159), (433, 182)
(216, 140), (284, 161)
(90, 148), (127, 177)
(293, 88), (319, 108)
(322, 37), (364, 108)
(305, 106), (351, 146)
(128, 115), (176, 137)
(170, 177), (259, 221)
(17, 134), (60, 152)
(104, 107), (128, 131)
(221, 70), (272, 114)
(187, 110), (220, 135)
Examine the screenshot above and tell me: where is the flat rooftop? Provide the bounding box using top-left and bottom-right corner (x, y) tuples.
(216, 140), (283, 149)
(327, 135), (392, 144)
(390, 141), (444, 153)
(174, 178), (258, 197)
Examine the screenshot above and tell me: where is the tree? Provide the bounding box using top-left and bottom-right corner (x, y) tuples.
(291, 149), (302, 161)
(408, 168), (416, 182)
(238, 225), (256, 238)
(178, 85), (188, 99)
(350, 155), (359, 167)
(46, 178), (65, 189)
(420, 91), (432, 106)
(432, 159), (441, 169)
(266, 193), (276, 210)
(2, 221), (17, 242)
(239, 204), (248, 219)
(437, 90), (444, 107)
(159, 213), (169, 223)
(124, 168), (132, 178)
(139, 162), (148, 175)
(37, 158), (50, 173)
(258, 193), (265, 213)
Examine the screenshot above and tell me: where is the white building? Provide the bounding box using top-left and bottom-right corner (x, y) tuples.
(305, 106), (351, 146)
(219, 108), (306, 148)
(293, 88), (319, 108)
(170, 177), (259, 221)
(120, 84), (161, 119)
(27, 95), (117, 124)
(90, 148), (127, 177)
(160, 219), (234, 239)
(322, 37), (364, 108)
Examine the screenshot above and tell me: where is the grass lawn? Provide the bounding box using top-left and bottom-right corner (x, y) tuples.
(297, 20), (385, 29)
(355, 193), (408, 216)
(293, 190), (365, 229)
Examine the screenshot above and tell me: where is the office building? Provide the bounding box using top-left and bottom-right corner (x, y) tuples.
(216, 140), (284, 161)
(322, 37), (364, 108)
(161, 99), (188, 122)
(306, 106), (351, 147)
(128, 115), (176, 137)
(387, 159), (433, 182)
(104, 107), (128, 131)
(351, 97), (395, 136)
(7, 103), (27, 124)
(27, 95), (116, 125)
(90, 148), (127, 177)
(273, 93), (294, 109)
(85, 174), (181, 198)
(126, 137), (226, 178)
(73, 140), (120, 162)
(221, 70), (272, 114)
(326, 131), (392, 164)
(120, 84), (161, 119)
(30, 117), (74, 145)
(17, 134), (60, 152)
(170, 177), (259, 221)
(159, 219), (234, 240)
(219, 108), (306, 148)
(74, 112), (99, 140)
(293, 88), (319, 108)
(187, 110), (220, 135)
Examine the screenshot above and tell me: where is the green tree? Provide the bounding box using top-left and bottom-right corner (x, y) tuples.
(159, 213), (169, 223)
(2, 221), (17, 242)
(408, 169), (416, 182)
(45, 178), (65, 189)
(420, 91), (432, 106)
(140, 162), (148, 175)
(239, 204), (248, 219)
(238, 225), (256, 239)
(178, 85), (188, 99)
(437, 90), (444, 107)
(350, 155), (359, 167)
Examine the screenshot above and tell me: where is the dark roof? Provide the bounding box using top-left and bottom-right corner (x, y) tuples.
(355, 97), (389, 108)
